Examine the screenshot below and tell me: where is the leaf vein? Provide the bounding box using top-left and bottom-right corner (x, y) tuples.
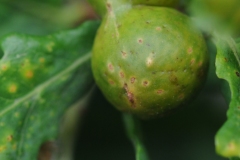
(0, 52), (91, 117)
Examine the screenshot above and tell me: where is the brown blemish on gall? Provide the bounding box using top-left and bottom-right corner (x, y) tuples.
(179, 94), (184, 99)
(190, 59), (195, 65)
(120, 71), (124, 78)
(108, 63), (114, 71)
(197, 69), (204, 78)
(156, 26), (162, 31)
(121, 51), (127, 58)
(109, 79), (115, 85)
(143, 81), (149, 86)
(157, 90), (164, 94)
(130, 77), (136, 83)
(188, 47), (193, 54)
(198, 61), (203, 67)
(224, 58), (228, 62)
(124, 83), (135, 107)
(138, 38), (143, 44)
(169, 74), (178, 85)
(106, 2), (112, 13)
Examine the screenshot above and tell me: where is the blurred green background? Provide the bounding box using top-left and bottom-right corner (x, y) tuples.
(0, 0), (232, 160)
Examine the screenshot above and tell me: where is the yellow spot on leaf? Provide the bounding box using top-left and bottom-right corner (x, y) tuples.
(46, 42), (55, 52)
(25, 70), (34, 79)
(12, 144), (17, 150)
(7, 135), (13, 142)
(227, 142), (236, 151)
(1, 64), (9, 71)
(24, 59), (30, 64)
(1, 66), (7, 71)
(39, 57), (45, 63)
(9, 84), (17, 93)
(0, 146), (6, 153)
(14, 112), (20, 118)
(0, 122), (4, 126)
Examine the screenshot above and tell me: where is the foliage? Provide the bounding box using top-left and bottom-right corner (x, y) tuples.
(214, 35), (240, 158)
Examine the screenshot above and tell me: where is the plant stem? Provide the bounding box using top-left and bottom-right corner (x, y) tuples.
(122, 113), (150, 160)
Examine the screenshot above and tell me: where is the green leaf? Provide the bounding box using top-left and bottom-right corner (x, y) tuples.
(0, 20), (100, 160)
(214, 35), (240, 158)
(0, 3), (57, 37)
(123, 113), (150, 160)
(0, 0), (88, 37)
(230, 157), (240, 160)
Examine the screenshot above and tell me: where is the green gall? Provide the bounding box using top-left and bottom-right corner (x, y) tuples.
(132, 0), (179, 7)
(92, 7), (209, 119)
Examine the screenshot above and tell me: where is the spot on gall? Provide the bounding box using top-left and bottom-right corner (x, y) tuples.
(130, 77), (136, 84)
(188, 47), (193, 54)
(156, 26), (162, 31)
(108, 63), (114, 71)
(138, 38), (143, 44)
(143, 81), (149, 86)
(157, 90), (164, 94)
(120, 71), (124, 78)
